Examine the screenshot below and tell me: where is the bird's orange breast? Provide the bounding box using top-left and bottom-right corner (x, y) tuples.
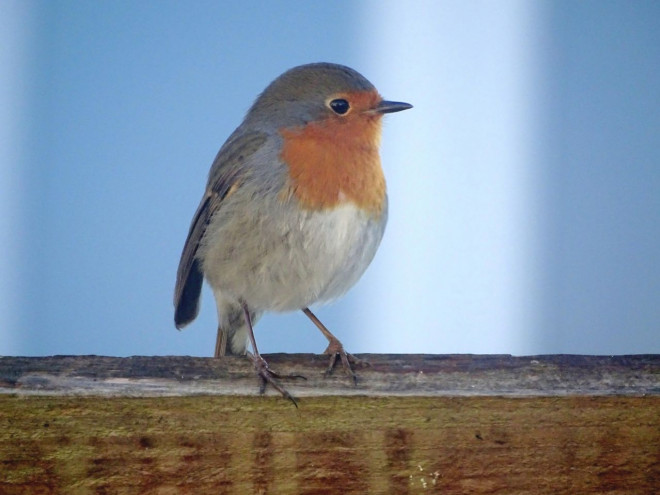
(279, 92), (386, 217)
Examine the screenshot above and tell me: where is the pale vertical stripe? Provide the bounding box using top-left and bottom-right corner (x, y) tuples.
(354, 1), (543, 353)
(0, 1), (33, 354)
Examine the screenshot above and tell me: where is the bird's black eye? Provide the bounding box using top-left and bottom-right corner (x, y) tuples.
(329, 98), (350, 115)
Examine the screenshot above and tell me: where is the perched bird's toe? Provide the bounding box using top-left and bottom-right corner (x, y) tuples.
(248, 352), (306, 407)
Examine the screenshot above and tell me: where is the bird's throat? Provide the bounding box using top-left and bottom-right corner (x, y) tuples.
(279, 113), (386, 216)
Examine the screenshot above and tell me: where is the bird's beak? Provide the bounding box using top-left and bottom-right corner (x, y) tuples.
(369, 100), (413, 114)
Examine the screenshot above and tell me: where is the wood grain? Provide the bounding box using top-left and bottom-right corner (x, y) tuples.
(1, 355), (658, 494)
(1, 354), (658, 397)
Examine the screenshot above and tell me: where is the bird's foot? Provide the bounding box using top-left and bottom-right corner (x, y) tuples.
(323, 338), (365, 386)
(248, 352), (306, 407)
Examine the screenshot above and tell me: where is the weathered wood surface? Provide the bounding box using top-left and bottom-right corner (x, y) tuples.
(1, 354), (658, 397)
(1, 355), (658, 494)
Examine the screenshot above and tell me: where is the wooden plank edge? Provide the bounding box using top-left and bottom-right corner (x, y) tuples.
(0, 354), (658, 398)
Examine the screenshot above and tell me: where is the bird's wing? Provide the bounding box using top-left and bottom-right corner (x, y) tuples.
(173, 131), (268, 328)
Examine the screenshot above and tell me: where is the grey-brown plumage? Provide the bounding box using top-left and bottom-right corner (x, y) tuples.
(173, 63), (411, 401)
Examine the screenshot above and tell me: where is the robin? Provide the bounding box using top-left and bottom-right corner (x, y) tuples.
(174, 62), (411, 404)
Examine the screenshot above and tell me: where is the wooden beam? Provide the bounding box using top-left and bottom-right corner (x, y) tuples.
(2, 354), (657, 397)
(1, 354), (658, 494)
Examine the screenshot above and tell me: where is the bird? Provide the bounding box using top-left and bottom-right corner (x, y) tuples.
(174, 62), (411, 404)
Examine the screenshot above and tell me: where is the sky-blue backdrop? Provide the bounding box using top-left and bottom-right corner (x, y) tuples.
(2, 1), (659, 357)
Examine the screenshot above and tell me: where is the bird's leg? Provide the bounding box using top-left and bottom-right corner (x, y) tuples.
(242, 302), (304, 406)
(214, 324), (227, 358)
(302, 307), (360, 385)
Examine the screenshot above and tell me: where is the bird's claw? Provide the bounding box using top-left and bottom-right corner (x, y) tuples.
(323, 339), (362, 385)
(249, 352), (306, 407)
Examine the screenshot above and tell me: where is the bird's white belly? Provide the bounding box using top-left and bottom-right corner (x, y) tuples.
(200, 200), (387, 312)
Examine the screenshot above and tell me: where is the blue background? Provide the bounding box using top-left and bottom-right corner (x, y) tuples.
(1, 1), (658, 357)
